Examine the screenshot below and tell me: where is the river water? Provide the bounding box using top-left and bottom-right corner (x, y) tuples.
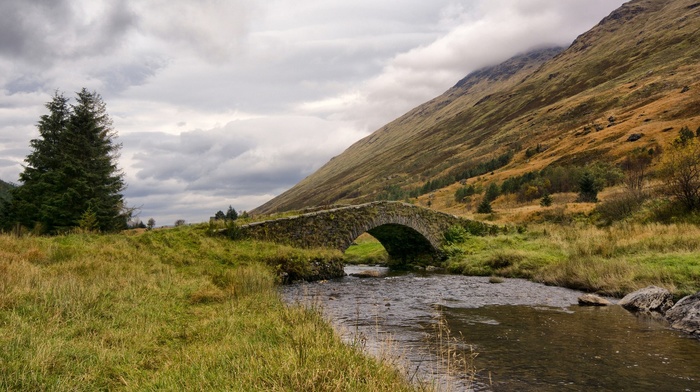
(280, 265), (700, 391)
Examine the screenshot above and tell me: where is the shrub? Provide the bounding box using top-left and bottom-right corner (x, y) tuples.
(477, 198), (493, 213)
(595, 191), (646, 224)
(540, 193), (553, 207)
(659, 139), (700, 211)
(443, 225), (468, 245)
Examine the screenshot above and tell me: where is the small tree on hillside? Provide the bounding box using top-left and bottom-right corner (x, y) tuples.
(674, 126), (695, 147)
(147, 218), (156, 230)
(622, 148), (653, 194)
(540, 193), (553, 207)
(484, 182), (500, 202)
(660, 139), (700, 211)
(214, 210), (225, 220)
(477, 197), (493, 214)
(577, 171), (599, 202)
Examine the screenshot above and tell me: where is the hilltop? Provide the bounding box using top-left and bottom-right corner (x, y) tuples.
(255, 0), (700, 214)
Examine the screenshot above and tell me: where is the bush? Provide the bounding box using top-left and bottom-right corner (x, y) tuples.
(443, 225), (468, 245)
(659, 139), (700, 211)
(477, 198), (493, 213)
(595, 191), (646, 224)
(540, 193), (553, 207)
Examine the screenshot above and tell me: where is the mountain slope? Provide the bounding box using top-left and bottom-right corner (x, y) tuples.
(255, 0), (700, 214)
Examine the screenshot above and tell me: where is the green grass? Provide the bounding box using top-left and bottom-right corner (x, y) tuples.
(0, 225), (420, 391)
(343, 233), (389, 265)
(446, 223), (700, 298)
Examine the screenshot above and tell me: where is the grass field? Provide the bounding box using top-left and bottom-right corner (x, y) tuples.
(0, 225), (420, 391)
(443, 222), (700, 298)
(343, 233), (389, 265)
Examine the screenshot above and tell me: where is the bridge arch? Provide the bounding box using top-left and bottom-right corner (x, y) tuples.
(239, 201), (479, 264)
(343, 216), (440, 263)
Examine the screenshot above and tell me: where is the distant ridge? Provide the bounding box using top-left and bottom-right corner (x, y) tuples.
(255, 0), (700, 214)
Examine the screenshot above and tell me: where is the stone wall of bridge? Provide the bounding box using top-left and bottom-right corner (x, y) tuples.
(238, 201), (491, 263)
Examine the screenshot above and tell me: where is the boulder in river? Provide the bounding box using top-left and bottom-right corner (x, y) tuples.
(578, 294), (612, 306)
(618, 286), (673, 314)
(665, 292), (700, 338)
(350, 270), (383, 278)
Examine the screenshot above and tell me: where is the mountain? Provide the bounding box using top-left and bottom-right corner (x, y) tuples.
(255, 0), (700, 214)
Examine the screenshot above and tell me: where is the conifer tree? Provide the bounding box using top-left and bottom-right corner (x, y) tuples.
(226, 205), (238, 221)
(8, 89), (127, 233)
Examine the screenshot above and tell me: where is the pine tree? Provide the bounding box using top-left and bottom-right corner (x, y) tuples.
(477, 197), (493, 213)
(226, 205), (238, 221)
(8, 89), (127, 233)
(484, 182), (500, 202)
(577, 172), (599, 203)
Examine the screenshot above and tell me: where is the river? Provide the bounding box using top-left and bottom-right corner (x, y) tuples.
(280, 265), (700, 391)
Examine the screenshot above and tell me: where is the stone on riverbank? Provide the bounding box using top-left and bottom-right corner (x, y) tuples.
(578, 294), (612, 306)
(665, 292), (700, 338)
(350, 270), (383, 278)
(618, 286), (673, 314)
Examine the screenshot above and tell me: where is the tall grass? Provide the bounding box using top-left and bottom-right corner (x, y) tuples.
(446, 223), (700, 297)
(0, 226), (418, 391)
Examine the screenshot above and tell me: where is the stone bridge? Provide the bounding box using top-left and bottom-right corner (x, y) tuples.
(238, 201), (492, 263)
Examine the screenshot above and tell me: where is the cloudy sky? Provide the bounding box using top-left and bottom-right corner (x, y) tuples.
(0, 0), (626, 225)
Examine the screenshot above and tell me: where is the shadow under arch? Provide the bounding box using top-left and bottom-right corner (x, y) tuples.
(367, 224), (437, 264)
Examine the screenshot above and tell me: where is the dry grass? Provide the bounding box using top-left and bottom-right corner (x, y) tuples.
(0, 226), (420, 391)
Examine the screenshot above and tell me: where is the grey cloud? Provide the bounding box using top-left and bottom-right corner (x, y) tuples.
(0, 0), (137, 65)
(123, 116), (358, 201)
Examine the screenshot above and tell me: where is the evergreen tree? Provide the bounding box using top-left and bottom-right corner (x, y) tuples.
(577, 172), (599, 202)
(214, 210), (225, 220)
(226, 205), (238, 221)
(477, 197), (493, 213)
(7, 89), (127, 233)
(484, 182), (500, 202)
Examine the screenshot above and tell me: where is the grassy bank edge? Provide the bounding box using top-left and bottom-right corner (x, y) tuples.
(442, 222), (700, 299)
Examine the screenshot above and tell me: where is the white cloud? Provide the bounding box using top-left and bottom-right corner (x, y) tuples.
(0, 0), (626, 224)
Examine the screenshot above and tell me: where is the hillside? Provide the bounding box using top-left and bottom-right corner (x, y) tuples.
(255, 0), (700, 214)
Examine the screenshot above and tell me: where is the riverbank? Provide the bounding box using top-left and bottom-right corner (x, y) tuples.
(443, 222), (700, 299)
(0, 225), (418, 391)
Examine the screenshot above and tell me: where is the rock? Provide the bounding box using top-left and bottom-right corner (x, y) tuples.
(627, 133), (644, 142)
(618, 286), (673, 314)
(665, 292), (700, 337)
(578, 294), (612, 306)
(425, 265), (444, 272)
(350, 270), (382, 278)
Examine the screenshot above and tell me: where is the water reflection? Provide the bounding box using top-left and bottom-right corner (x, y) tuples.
(280, 266), (700, 391)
